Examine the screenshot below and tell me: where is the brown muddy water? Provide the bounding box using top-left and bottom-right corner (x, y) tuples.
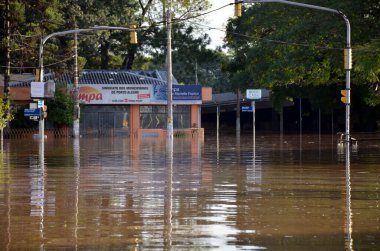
(0, 134), (379, 250)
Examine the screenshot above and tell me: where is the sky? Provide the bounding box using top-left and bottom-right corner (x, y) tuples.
(205, 0), (234, 48)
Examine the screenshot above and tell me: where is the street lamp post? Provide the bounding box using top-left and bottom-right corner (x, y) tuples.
(238, 0), (351, 143)
(38, 26), (137, 139)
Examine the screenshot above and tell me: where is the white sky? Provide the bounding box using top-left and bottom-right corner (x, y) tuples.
(205, 0), (234, 48)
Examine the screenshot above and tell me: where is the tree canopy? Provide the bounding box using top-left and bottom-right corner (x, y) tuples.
(224, 0), (380, 109)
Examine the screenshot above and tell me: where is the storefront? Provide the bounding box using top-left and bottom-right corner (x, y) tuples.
(78, 70), (209, 138)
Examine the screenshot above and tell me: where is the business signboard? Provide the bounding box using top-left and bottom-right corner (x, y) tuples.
(78, 84), (202, 105)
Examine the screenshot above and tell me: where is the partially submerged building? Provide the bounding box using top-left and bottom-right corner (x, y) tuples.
(75, 70), (211, 138)
(1, 70), (212, 138)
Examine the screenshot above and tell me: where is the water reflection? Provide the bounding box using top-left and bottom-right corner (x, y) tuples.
(345, 144), (353, 251)
(165, 137), (173, 247)
(74, 138), (80, 250)
(0, 134), (380, 250)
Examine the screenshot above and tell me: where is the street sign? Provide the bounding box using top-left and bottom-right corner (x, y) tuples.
(246, 89), (262, 100)
(24, 108), (41, 117)
(242, 106), (253, 112)
(31, 82), (45, 98)
(37, 99), (43, 108)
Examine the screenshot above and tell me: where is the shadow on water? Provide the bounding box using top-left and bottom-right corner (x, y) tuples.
(0, 133), (379, 250)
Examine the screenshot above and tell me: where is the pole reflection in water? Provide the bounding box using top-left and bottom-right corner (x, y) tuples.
(216, 105), (220, 166)
(73, 138), (80, 250)
(30, 138), (45, 249)
(165, 137), (173, 247)
(2, 148), (11, 251)
(345, 143), (354, 251)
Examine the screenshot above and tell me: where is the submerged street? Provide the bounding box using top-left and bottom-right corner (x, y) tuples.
(0, 134), (379, 250)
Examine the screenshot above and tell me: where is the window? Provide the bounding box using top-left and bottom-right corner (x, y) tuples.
(140, 105), (191, 129)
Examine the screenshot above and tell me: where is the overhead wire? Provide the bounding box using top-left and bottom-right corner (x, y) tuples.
(1, 1), (375, 71)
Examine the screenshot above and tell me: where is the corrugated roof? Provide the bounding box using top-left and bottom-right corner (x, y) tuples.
(4, 69), (177, 87)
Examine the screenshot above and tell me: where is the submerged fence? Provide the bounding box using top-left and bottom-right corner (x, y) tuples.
(4, 127), (70, 139)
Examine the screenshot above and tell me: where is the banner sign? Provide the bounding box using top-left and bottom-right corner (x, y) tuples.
(78, 84), (202, 104)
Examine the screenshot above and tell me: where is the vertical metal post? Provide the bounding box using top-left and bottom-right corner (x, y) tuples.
(73, 31), (80, 138)
(166, 2), (173, 140)
(299, 97), (302, 135)
(217, 105), (220, 140)
(38, 41), (45, 140)
(252, 101), (255, 159)
(343, 16), (352, 144)
(319, 108), (321, 140)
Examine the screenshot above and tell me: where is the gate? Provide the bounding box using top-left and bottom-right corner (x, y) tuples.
(81, 105), (130, 137)
(99, 112), (114, 136)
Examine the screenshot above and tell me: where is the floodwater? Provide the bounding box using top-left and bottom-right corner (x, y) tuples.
(0, 134), (379, 250)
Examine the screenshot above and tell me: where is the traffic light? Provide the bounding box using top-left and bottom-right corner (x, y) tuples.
(41, 105), (48, 118)
(130, 25), (138, 44)
(341, 90), (347, 104)
(235, 0), (242, 17)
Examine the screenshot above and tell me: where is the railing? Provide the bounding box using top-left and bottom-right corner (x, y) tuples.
(4, 127), (70, 139)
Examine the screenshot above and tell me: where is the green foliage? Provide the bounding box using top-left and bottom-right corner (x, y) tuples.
(0, 98), (14, 130)
(46, 91), (74, 126)
(10, 107), (36, 129)
(224, 1), (380, 108)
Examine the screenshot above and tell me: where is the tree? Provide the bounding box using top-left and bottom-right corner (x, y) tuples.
(45, 90), (74, 127)
(0, 98), (14, 150)
(224, 1), (380, 129)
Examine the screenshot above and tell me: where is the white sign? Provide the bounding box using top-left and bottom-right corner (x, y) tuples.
(246, 89), (262, 100)
(31, 82), (45, 98)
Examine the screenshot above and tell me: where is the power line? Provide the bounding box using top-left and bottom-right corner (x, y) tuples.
(185, 20), (344, 51)
(0, 54), (75, 70)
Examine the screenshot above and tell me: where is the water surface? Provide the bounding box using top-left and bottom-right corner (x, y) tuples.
(0, 134), (379, 250)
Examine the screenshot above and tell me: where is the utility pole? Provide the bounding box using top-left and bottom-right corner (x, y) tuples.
(4, 0), (10, 97)
(73, 29), (80, 138)
(166, 0), (173, 140)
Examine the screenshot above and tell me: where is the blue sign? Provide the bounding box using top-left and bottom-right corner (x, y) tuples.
(37, 100), (43, 108)
(24, 108), (41, 117)
(242, 106), (254, 112)
(153, 84), (202, 101)
(173, 85), (202, 100)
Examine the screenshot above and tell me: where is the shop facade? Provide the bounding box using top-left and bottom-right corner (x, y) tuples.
(78, 70), (209, 138)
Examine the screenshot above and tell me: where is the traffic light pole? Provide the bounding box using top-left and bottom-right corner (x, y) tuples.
(238, 0), (351, 143)
(38, 26), (137, 139)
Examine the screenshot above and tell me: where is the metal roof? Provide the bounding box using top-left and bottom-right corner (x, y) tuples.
(4, 70), (177, 87)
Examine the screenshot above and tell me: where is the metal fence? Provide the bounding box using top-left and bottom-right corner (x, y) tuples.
(4, 127), (70, 139)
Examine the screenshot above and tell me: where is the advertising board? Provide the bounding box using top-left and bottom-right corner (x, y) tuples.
(78, 84), (202, 105)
